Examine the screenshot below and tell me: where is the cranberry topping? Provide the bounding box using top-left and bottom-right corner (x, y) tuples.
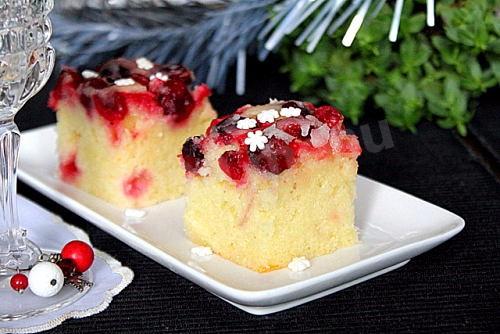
(59, 153), (80, 183)
(123, 169), (152, 198)
(160, 64), (193, 84)
(86, 77), (110, 89)
(218, 150), (248, 181)
(249, 137), (296, 175)
(79, 94), (92, 111)
(182, 137), (205, 173)
(280, 122), (302, 137)
(93, 93), (128, 125)
(210, 114), (241, 145)
(192, 84), (211, 108)
(98, 58), (137, 83)
(48, 68), (83, 109)
(148, 78), (195, 123)
(131, 73), (150, 86)
(314, 105), (344, 129)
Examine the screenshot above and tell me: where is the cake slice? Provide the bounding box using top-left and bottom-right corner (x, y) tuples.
(49, 58), (216, 208)
(181, 100), (362, 272)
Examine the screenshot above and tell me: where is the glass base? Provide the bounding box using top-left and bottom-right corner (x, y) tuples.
(0, 238), (41, 276)
(0, 263), (93, 322)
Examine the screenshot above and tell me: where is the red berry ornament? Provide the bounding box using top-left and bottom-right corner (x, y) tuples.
(10, 273), (29, 293)
(58, 258), (77, 277)
(61, 240), (94, 273)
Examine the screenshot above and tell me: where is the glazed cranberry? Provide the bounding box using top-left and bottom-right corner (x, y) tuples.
(98, 58), (137, 82)
(218, 150), (247, 181)
(182, 137), (205, 173)
(155, 78), (195, 122)
(160, 64), (193, 84)
(48, 68), (83, 109)
(86, 77), (110, 89)
(314, 106), (344, 129)
(131, 73), (149, 86)
(211, 115), (240, 144)
(79, 94), (92, 110)
(249, 137), (296, 175)
(93, 93), (128, 124)
(281, 122), (302, 137)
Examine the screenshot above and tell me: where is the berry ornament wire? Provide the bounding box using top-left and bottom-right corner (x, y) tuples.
(51, 0), (435, 94)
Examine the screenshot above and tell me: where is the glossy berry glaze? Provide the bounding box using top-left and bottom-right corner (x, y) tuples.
(182, 100), (361, 184)
(48, 58), (211, 144)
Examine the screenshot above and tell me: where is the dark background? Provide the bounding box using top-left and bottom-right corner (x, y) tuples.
(16, 55), (500, 332)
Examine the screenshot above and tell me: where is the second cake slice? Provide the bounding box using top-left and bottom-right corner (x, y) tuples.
(49, 58), (216, 208)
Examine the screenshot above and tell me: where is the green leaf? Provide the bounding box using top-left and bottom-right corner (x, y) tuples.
(489, 58), (500, 82)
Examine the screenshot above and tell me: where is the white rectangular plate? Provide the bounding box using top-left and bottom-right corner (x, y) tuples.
(18, 125), (464, 314)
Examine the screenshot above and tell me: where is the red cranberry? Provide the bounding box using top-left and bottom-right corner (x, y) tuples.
(160, 64), (193, 84)
(281, 122), (302, 137)
(218, 150), (247, 181)
(153, 78), (195, 123)
(249, 137), (296, 175)
(182, 137), (205, 173)
(314, 106), (344, 129)
(86, 77), (110, 89)
(48, 68), (82, 109)
(210, 115), (241, 144)
(98, 58), (136, 82)
(123, 170), (152, 199)
(93, 93), (128, 125)
(60, 153), (80, 183)
(79, 94), (92, 110)
(131, 73), (150, 86)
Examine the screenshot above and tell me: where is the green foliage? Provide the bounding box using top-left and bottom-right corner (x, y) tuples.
(280, 0), (500, 134)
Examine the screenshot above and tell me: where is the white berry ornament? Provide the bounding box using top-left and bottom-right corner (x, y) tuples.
(28, 262), (65, 297)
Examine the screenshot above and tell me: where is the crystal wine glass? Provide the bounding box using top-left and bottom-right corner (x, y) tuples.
(0, 0), (55, 274)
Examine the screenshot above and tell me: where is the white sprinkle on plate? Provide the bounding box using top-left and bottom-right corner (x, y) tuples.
(288, 256), (311, 272)
(191, 246), (213, 257)
(124, 208), (147, 219)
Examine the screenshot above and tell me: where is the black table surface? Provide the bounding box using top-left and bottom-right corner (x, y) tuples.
(15, 56), (500, 333)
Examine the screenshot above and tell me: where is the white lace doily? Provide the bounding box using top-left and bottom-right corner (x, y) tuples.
(0, 196), (134, 333)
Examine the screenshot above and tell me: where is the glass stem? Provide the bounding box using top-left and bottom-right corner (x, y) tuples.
(0, 115), (24, 254)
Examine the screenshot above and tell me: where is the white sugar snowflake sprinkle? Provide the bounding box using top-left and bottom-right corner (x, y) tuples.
(136, 57), (154, 70)
(280, 106), (302, 117)
(244, 130), (268, 152)
(257, 109), (279, 124)
(236, 118), (257, 130)
(114, 78), (136, 86)
(81, 70), (99, 79)
(288, 256), (311, 272)
(149, 72), (169, 82)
